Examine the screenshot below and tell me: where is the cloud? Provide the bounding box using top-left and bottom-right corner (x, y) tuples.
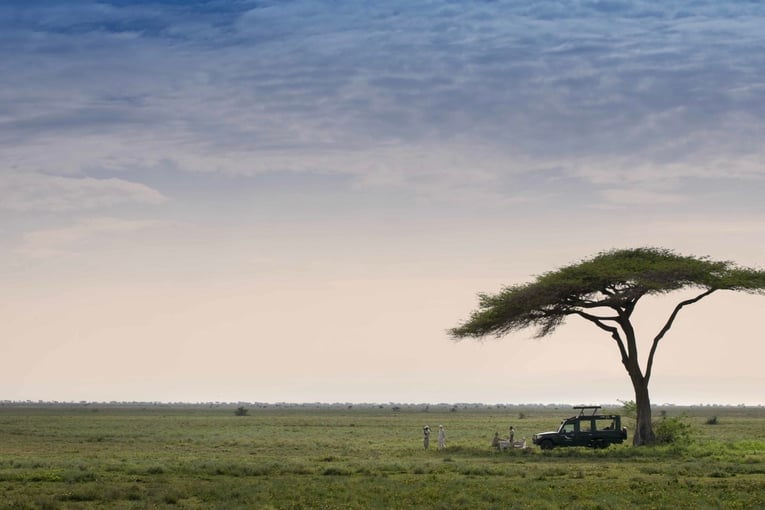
(0, 171), (166, 213)
(1, 0), (764, 207)
(17, 217), (169, 259)
(599, 188), (687, 206)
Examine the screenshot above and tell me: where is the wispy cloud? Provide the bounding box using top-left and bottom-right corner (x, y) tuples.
(1, 0), (763, 207)
(599, 188), (688, 206)
(17, 217), (168, 259)
(0, 171), (166, 213)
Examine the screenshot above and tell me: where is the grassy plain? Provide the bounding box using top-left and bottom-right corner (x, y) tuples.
(1, 403), (764, 509)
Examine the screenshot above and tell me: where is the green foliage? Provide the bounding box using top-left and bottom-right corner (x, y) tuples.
(705, 416), (718, 425)
(451, 247), (765, 339)
(234, 406), (248, 416)
(653, 416), (693, 445)
(618, 399), (637, 419)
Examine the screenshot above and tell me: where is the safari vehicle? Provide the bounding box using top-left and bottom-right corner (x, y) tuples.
(532, 406), (628, 450)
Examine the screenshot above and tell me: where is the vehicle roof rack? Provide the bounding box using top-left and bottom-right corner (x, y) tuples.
(573, 405), (601, 416)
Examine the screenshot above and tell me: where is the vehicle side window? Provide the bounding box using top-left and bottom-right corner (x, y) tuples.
(595, 419), (611, 431)
(561, 423), (576, 434)
(580, 419), (593, 432)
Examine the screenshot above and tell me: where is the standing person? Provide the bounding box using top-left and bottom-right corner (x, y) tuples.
(423, 425), (430, 449)
(509, 426), (515, 444)
(438, 425), (446, 450)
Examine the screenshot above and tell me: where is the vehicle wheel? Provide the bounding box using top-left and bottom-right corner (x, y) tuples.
(595, 440), (609, 449)
(540, 439), (554, 450)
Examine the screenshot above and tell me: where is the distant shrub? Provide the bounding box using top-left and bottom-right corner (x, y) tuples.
(163, 493), (180, 505)
(62, 469), (97, 483)
(618, 399), (637, 419)
(653, 416), (692, 445)
(322, 467), (351, 476)
(60, 489), (98, 502)
(234, 406), (248, 416)
(518, 412), (526, 420)
(705, 416), (718, 425)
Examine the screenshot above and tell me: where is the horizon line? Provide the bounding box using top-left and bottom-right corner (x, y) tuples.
(2, 400), (762, 408)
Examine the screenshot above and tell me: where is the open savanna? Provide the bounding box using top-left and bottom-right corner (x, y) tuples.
(1, 403), (763, 509)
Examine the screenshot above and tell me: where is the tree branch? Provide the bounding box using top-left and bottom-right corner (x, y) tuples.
(574, 310), (630, 365)
(579, 301), (611, 309)
(644, 288), (717, 383)
(575, 310), (619, 323)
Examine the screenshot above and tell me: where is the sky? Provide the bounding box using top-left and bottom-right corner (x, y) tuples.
(2, 0), (764, 406)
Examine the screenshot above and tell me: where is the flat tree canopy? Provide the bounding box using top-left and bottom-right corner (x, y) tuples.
(450, 247), (765, 445)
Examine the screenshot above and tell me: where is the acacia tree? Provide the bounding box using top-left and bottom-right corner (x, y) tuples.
(450, 247), (765, 445)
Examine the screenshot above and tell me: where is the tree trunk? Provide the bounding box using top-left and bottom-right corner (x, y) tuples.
(631, 377), (655, 445)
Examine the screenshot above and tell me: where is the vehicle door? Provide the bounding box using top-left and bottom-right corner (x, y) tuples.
(559, 420), (578, 446)
(575, 418), (594, 446)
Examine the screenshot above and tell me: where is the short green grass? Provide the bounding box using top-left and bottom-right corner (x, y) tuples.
(1, 404), (763, 509)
